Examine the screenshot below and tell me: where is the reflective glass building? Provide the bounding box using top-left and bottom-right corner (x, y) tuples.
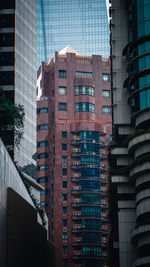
(0, 0), (37, 176)
(37, 0), (110, 68)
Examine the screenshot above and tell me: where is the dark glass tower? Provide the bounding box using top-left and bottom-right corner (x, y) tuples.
(110, 0), (150, 266)
(0, 0), (36, 175)
(37, 0), (109, 68)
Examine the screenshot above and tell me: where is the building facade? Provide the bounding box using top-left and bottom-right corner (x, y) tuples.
(110, 0), (150, 266)
(0, 0), (36, 175)
(37, 48), (112, 267)
(37, 0), (110, 68)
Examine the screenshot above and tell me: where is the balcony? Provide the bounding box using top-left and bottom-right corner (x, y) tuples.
(72, 226), (109, 233)
(72, 239), (108, 247)
(72, 212), (108, 220)
(72, 202), (108, 208)
(71, 164), (107, 170)
(71, 176), (107, 182)
(71, 188), (107, 194)
(71, 139), (107, 147)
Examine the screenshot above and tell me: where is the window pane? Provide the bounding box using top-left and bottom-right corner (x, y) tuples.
(62, 131), (67, 138)
(62, 156), (67, 163)
(102, 73), (110, 81)
(58, 86), (67, 95)
(102, 106), (111, 114)
(62, 144), (67, 150)
(62, 181), (67, 188)
(59, 103), (67, 111)
(62, 168), (67, 175)
(76, 71), (93, 77)
(102, 90), (110, 97)
(59, 70), (66, 78)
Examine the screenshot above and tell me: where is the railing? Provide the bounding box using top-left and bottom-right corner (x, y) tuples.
(72, 189), (106, 193)
(71, 176), (107, 182)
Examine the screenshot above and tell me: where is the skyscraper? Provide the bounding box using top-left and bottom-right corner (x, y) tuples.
(110, 0), (150, 266)
(0, 0), (37, 173)
(37, 47), (112, 267)
(37, 0), (110, 68)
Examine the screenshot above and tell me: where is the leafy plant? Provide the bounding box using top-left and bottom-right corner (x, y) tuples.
(0, 87), (25, 147)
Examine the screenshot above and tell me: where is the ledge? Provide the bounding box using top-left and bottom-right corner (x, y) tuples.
(131, 224), (150, 242)
(128, 132), (150, 150)
(133, 256), (150, 266)
(111, 175), (129, 183)
(129, 162), (150, 179)
(111, 147), (128, 155)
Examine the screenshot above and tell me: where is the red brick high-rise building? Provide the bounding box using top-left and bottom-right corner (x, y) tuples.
(37, 47), (112, 267)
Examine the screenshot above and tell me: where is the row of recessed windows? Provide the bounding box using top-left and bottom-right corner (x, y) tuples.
(37, 141), (48, 147)
(58, 86), (110, 97)
(58, 69), (110, 81)
(38, 176), (48, 183)
(37, 164), (48, 171)
(37, 107), (48, 114)
(37, 124), (48, 130)
(76, 102), (95, 112)
(40, 189), (49, 195)
(58, 102), (111, 113)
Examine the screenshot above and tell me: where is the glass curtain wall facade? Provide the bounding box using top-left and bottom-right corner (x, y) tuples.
(0, 0), (36, 176)
(37, 0), (109, 68)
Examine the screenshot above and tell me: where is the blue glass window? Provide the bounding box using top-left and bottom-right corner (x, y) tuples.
(81, 206), (101, 217)
(62, 207), (67, 214)
(62, 194), (67, 201)
(38, 107), (48, 113)
(38, 176), (48, 183)
(59, 103), (67, 111)
(38, 152), (48, 159)
(75, 86), (94, 96)
(62, 168), (67, 175)
(82, 246), (102, 256)
(62, 156), (67, 163)
(62, 232), (68, 239)
(37, 124), (48, 130)
(62, 219), (67, 226)
(62, 181), (67, 188)
(62, 259), (68, 267)
(59, 70), (66, 78)
(81, 219), (101, 230)
(38, 141), (48, 147)
(38, 164), (48, 171)
(58, 86), (67, 95)
(102, 73), (110, 81)
(76, 102), (95, 112)
(102, 106), (111, 114)
(76, 71), (93, 77)
(40, 189), (48, 195)
(102, 89), (110, 97)
(62, 144), (67, 150)
(62, 246), (68, 253)
(62, 131), (67, 138)
(40, 201), (48, 208)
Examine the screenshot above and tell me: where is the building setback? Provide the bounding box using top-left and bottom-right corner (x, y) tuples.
(37, 47), (112, 267)
(0, 0), (36, 175)
(110, 0), (150, 266)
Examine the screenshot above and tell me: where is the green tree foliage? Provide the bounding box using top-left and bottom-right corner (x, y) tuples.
(0, 87), (25, 147)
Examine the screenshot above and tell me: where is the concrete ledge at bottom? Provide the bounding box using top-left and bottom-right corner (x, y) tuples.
(111, 175), (129, 183)
(7, 187), (55, 267)
(133, 256), (150, 266)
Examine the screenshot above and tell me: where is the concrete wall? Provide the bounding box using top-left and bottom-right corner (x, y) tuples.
(0, 138), (33, 266)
